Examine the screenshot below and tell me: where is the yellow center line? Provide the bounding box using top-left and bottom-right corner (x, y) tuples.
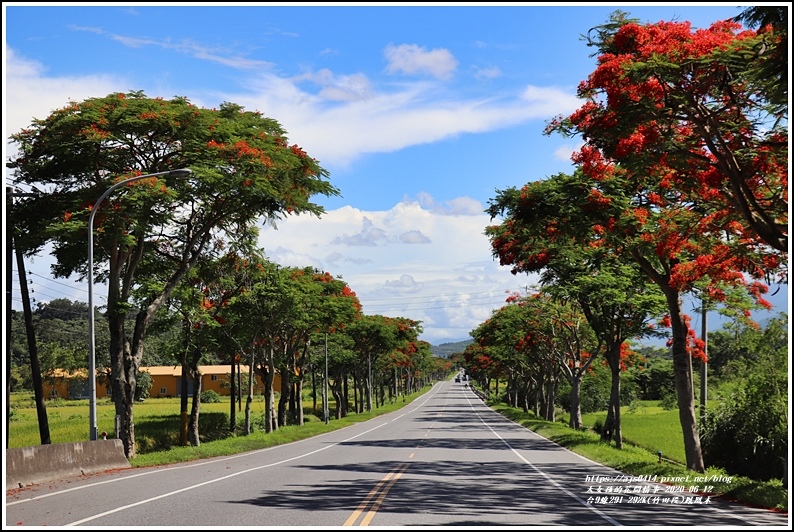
(344, 394), (445, 526)
(343, 470), (399, 526)
(343, 455), (415, 526)
(359, 463), (410, 526)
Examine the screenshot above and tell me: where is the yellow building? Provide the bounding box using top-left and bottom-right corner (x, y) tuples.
(142, 365), (278, 398)
(42, 365), (280, 399)
(41, 369), (111, 400)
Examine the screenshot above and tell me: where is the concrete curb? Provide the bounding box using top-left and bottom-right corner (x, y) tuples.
(6, 439), (131, 489)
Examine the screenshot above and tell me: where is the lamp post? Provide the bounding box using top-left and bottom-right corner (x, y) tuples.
(87, 168), (192, 440)
(324, 333), (329, 424)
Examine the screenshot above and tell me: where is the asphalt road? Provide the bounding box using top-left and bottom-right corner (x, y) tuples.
(5, 379), (789, 528)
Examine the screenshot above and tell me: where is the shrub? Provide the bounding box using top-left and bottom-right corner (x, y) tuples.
(629, 358), (675, 400)
(556, 363), (612, 414)
(700, 387), (787, 481)
(200, 390), (222, 403)
(135, 371), (152, 401)
(658, 390), (677, 410)
(699, 323), (788, 482)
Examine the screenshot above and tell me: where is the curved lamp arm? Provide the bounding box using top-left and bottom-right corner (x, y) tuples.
(87, 168), (191, 440)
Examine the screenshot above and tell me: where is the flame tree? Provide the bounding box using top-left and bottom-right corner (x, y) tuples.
(549, 11), (787, 254)
(489, 13), (784, 471)
(7, 92), (338, 458)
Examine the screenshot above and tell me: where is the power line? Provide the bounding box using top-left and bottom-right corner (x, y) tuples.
(358, 289), (515, 303)
(9, 298), (90, 319)
(10, 274), (89, 305)
(18, 270), (88, 294)
(13, 268), (525, 314)
(363, 295), (513, 311)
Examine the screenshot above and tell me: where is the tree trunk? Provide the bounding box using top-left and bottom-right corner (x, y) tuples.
(568, 374), (583, 429)
(311, 363), (318, 416)
(634, 252), (705, 471)
(601, 350), (622, 449)
(237, 358), (242, 412)
(278, 363), (290, 427)
(295, 372), (305, 426)
(392, 367), (398, 401)
(112, 335), (138, 458)
(265, 349), (278, 432)
(108, 309), (138, 458)
(665, 288), (706, 472)
(352, 372), (360, 413)
(245, 355), (253, 435)
(262, 377), (274, 432)
(543, 374), (557, 421)
(332, 377), (343, 419)
(188, 370), (202, 446)
(288, 380), (297, 423)
(366, 355), (373, 412)
(342, 374), (349, 417)
(229, 358), (236, 432)
(179, 369), (189, 446)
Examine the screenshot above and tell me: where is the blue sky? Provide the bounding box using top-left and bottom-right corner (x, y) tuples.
(3, 2), (789, 346)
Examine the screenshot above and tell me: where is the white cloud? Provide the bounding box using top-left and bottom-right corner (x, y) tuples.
(384, 274), (424, 294)
(226, 74), (581, 168)
(521, 84), (581, 115)
(383, 43), (459, 80)
(472, 65), (502, 80)
(295, 69), (373, 102)
(4, 49), (124, 146)
(5, 45), (580, 172)
(2, 42), (552, 344)
(258, 198), (535, 344)
(553, 142), (582, 163)
(407, 193), (485, 216)
(69, 24), (276, 70)
(330, 217), (388, 246)
(399, 230), (431, 244)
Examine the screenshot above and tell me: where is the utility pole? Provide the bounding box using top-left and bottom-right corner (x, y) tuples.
(324, 333), (329, 424)
(6, 187), (50, 447)
(700, 298), (708, 426)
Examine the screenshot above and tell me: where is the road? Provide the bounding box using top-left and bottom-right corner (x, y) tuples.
(5, 379), (789, 527)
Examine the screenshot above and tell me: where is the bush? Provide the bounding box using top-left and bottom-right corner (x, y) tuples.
(658, 390), (677, 410)
(699, 324), (788, 482)
(629, 358), (675, 400)
(200, 390), (222, 403)
(556, 363), (612, 414)
(700, 387), (787, 481)
(135, 371), (152, 401)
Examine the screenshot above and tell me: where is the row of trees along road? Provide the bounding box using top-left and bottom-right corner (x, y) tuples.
(462, 311), (787, 482)
(482, 9), (787, 473)
(7, 92), (448, 458)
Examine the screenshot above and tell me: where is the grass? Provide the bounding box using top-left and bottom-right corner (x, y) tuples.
(128, 397), (419, 468)
(7, 391), (425, 467)
(8, 391), (788, 513)
(9, 395), (270, 449)
(579, 401), (688, 464)
(490, 401), (788, 513)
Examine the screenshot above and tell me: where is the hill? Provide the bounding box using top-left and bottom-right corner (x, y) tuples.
(430, 339), (472, 358)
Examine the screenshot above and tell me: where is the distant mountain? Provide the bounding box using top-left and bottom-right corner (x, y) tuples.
(430, 339), (473, 358)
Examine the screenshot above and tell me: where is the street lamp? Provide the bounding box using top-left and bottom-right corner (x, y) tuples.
(87, 168), (192, 440)
(324, 333), (329, 424)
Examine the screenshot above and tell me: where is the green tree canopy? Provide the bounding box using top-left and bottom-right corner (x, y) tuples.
(6, 91), (338, 458)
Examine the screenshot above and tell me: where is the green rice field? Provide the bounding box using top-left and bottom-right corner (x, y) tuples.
(579, 401), (688, 465)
